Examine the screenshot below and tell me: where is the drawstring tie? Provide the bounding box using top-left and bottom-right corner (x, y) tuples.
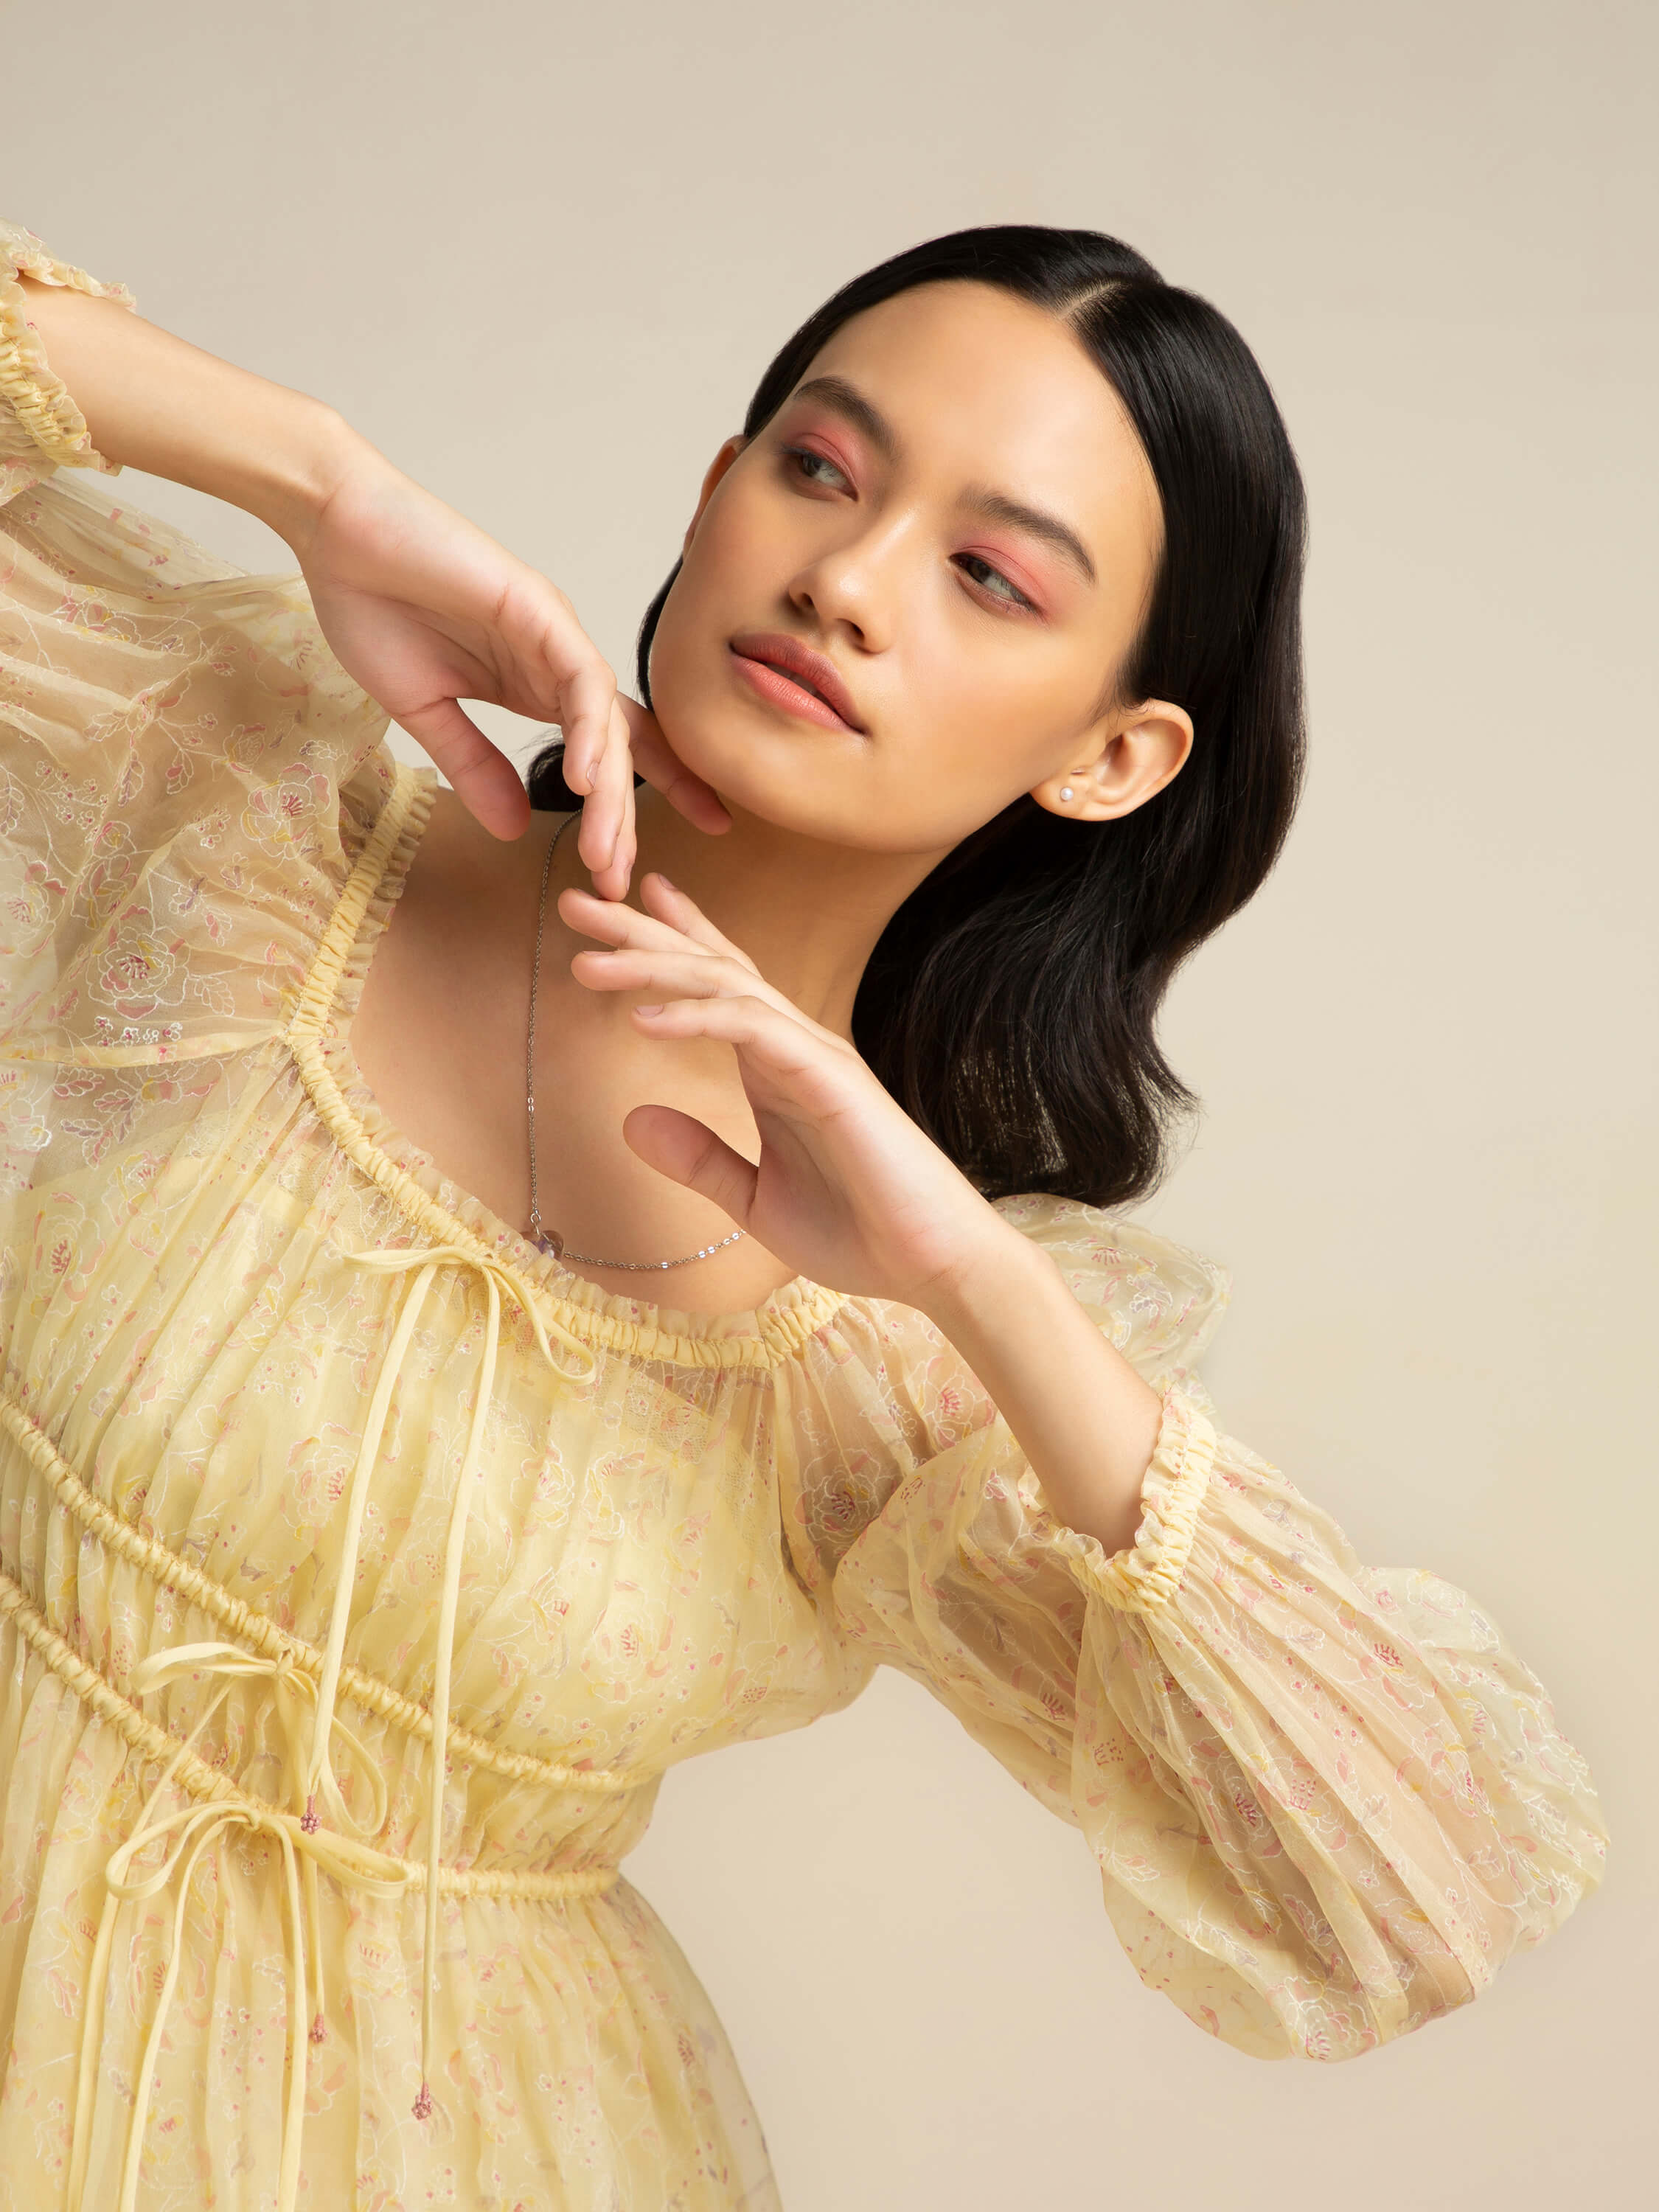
(132, 1638), (391, 2044)
(66, 1660), (408, 2212)
(66, 1239), (596, 2212)
(328, 1243), (595, 2126)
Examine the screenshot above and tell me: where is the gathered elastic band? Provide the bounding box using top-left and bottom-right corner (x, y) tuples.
(0, 1566), (619, 2212)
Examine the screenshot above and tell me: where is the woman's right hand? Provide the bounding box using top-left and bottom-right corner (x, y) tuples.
(287, 444), (731, 884)
(14, 273), (730, 891)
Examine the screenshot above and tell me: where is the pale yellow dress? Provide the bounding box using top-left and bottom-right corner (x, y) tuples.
(0, 219), (1610, 2212)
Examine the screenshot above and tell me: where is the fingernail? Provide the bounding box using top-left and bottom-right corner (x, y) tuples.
(636, 1004), (663, 1016)
(657, 874), (675, 892)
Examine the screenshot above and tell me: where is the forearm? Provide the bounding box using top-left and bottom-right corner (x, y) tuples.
(15, 276), (364, 550)
(920, 1228), (1166, 1559)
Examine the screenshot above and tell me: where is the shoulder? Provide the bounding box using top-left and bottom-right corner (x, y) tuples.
(358, 788), (572, 1044)
(0, 478), (395, 1065)
(404, 788), (575, 922)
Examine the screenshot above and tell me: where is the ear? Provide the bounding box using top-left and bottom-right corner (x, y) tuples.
(682, 434), (749, 554)
(1030, 699), (1194, 823)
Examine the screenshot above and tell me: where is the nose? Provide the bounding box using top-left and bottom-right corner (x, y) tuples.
(785, 512), (909, 653)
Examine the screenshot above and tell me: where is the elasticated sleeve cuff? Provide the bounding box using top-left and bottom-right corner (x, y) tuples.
(1, 216), (136, 499)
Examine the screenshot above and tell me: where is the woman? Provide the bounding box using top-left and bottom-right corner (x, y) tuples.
(0, 214), (1607, 2210)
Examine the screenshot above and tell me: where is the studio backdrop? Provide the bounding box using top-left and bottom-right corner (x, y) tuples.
(4, 2), (1651, 2206)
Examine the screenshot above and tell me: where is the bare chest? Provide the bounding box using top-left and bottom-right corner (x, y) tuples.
(347, 791), (797, 1309)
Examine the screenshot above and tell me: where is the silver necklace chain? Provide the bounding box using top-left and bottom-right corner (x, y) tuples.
(525, 810), (747, 1273)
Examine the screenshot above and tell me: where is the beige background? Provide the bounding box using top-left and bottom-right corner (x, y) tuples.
(7, 1), (1654, 2203)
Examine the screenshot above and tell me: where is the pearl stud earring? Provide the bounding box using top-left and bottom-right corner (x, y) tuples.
(1059, 785), (1075, 801)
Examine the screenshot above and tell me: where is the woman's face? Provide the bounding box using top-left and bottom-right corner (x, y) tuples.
(646, 278), (1190, 857)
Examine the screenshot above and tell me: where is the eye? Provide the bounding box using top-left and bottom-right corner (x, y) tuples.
(953, 553), (1037, 612)
(782, 444), (851, 492)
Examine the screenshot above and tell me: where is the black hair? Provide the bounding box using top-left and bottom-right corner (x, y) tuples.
(527, 224), (1307, 1208)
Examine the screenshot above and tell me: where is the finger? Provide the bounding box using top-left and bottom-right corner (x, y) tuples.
(557, 882), (706, 956)
(560, 880), (677, 942)
(557, 658), (619, 801)
(621, 1103), (758, 1224)
(557, 878), (764, 976)
(578, 697), (636, 897)
(571, 946), (782, 1009)
(492, 569), (615, 770)
(617, 697), (732, 833)
(397, 700), (530, 841)
(575, 699), (628, 889)
(611, 757), (638, 899)
(636, 872), (760, 968)
(632, 994), (834, 1091)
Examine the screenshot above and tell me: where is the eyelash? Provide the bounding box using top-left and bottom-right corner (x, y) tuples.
(779, 445), (1037, 613)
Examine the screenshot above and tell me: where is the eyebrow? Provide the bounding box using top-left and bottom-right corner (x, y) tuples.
(787, 372), (1099, 588)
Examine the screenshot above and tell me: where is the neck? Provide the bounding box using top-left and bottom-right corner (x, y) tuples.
(580, 785), (954, 1042)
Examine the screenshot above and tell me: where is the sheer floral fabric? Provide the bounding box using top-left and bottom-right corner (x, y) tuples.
(0, 219), (1609, 2211)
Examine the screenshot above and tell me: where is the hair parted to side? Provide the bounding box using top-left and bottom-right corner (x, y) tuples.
(528, 224), (1307, 1210)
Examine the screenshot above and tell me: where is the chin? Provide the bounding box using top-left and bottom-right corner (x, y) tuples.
(648, 625), (914, 848)
(657, 703), (838, 833)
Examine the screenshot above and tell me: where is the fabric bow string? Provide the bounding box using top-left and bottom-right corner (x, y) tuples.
(68, 1239), (594, 2212)
(326, 1242), (596, 2122)
(131, 1638), (390, 2039)
(66, 1664), (409, 2212)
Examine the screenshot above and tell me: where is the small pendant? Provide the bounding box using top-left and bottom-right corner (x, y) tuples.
(529, 1228), (564, 1258)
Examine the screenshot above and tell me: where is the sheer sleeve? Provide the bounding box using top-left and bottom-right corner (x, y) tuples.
(0, 216), (136, 501)
(0, 227), (394, 1073)
(790, 1194), (1610, 2062)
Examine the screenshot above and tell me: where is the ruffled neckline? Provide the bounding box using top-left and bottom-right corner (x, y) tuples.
(287, 751), (847, 1371)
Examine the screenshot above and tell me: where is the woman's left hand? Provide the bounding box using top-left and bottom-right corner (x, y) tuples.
(560, 874), (1009, 1307)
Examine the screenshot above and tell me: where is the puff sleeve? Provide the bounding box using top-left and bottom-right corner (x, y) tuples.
(791, 1194), (1609, 2062)
(0, 220), (392, 1074)
(0, 216), (137, 502)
